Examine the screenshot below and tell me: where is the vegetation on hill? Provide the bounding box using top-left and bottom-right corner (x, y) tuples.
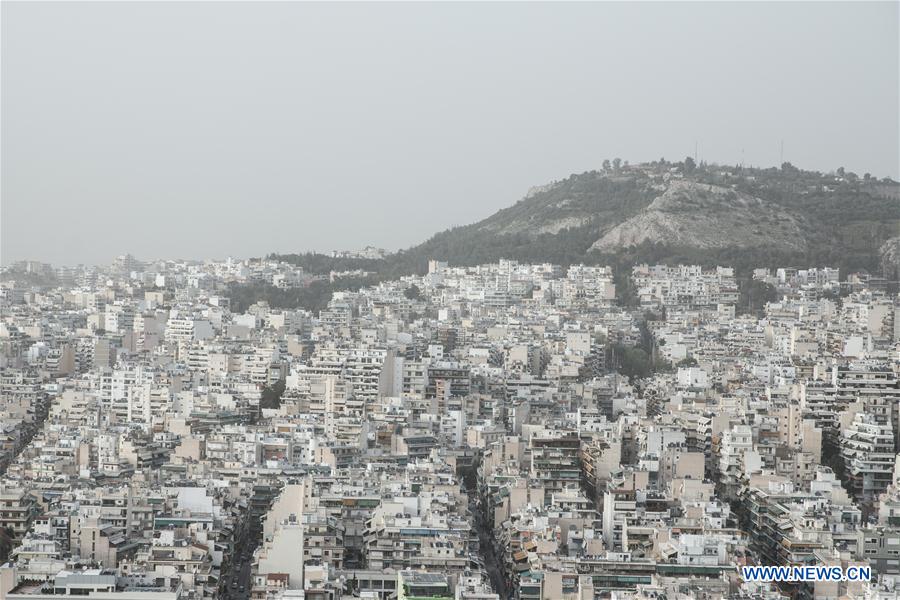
(476, 172), (656, 235)
(242, 160), (898, 312)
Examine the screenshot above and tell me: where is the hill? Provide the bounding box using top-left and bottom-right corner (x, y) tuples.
(256, 159), (899, 311)
(423, 161), (896, 271)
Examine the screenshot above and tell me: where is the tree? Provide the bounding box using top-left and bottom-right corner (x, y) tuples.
(684, 156), (696, 174)
(602, 159), (611, 172)
(0, 527), (14, 563)
(404, 284), (422, 300)
(259, 379), (286, 410)
(343, 577), (359, 596)
(837, 166), (845, 178)
(607, 331), (672, 381)
(612, 158), (622, 172)
(617, 345), (651, 380)
(739, 278), (779, 315)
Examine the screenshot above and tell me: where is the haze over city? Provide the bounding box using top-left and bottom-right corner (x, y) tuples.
(3, 3), (900, 600)
(2, 1), (898, 266)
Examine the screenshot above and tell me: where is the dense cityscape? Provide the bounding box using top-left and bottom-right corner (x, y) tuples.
(3, 2), (898, 599)
(1, 247), (898, 600)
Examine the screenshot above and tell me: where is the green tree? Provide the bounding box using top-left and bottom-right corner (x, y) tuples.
(404, 284), (422, 300)
(260, 379), (286, 410)
(620, 346), (651, 379)
(608, 343), (652, 380)
(684, 156), (696, 174)
(0, 527), (15, 563)
(739, 279), (779, 315)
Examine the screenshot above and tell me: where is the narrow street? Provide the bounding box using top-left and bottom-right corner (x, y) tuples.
(464, 458), (509, 600)
(0, 390), (50, 476)
(474, 500), (508, 599)
(220, 487), (273, 600)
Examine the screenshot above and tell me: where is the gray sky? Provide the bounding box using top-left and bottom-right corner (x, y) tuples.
(2, 2), (898, 267)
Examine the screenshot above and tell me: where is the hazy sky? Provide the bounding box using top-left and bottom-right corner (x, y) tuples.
(2, 2), (898, 267)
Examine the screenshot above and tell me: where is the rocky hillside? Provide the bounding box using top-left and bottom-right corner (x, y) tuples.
(474, 174), (808, 255)
(475, 173), (655, 237)
(591, 180), (806, 252)
(881, 237), (900, 280)
(272, 160), (900, 282)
